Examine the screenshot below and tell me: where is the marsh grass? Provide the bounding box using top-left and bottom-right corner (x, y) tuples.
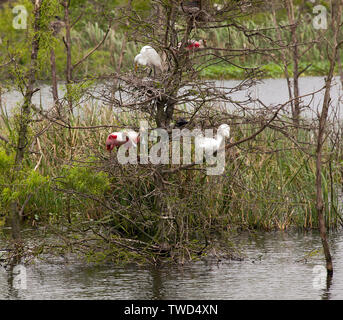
(1, 99), (342, 245)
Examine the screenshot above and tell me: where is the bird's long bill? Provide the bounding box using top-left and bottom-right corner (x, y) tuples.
(106, 144), (112, 152)
(134, 63), (138, 72)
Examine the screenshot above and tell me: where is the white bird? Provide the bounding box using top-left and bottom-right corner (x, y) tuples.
(134, 46), (163, 76)
(195, 124), (230, 154)
(125, 130), (140, 148)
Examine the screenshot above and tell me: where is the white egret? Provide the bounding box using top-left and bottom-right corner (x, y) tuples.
(134, 46), (163, 76)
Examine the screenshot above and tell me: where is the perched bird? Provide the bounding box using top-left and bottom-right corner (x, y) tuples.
(175, 118), (189, 128)
(185, 39), (206, 50)
(49, 16), (65, 37)
(176, 39), (206, 52)
(181, 0), (210, 22)
(195, 124), (230, 155)
(181, 0), (201, 15)
(106, 130), (140, 152)
(134, 46), (163, 76)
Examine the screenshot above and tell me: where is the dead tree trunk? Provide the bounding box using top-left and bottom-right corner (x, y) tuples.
(337, 47), (343, 88)
(50, 48), (60, 115)
(336, 48), (343, 190)
(271, 3), (293, 110)
(285, 0), (300, 127)
(315, 0), (343, 276)
(62, 0), (73, 114)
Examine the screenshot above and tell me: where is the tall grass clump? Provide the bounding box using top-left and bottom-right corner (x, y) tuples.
(221, 127), (340, 230)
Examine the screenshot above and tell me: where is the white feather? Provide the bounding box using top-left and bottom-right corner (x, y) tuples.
(134, 45), (163, 72)
(125, 130), (139, 148)
(113, 132), (127, 143)
(195, 124), (230, 153)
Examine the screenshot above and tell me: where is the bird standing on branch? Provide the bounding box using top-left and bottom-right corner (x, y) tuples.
(195, 124), (230, 155)
(106, 130), (140, 152)
(134, 46), (164, 77)
(174, 118), (189, 128)
(178, 39), (206, 51)
(186, 39), (206, 50)
(49, 16), (65, 37)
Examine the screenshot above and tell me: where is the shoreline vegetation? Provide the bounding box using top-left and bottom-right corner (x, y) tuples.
(201, 61), (333, 80)
(0, 2), (336, 82)
(0, 0), (342, 269)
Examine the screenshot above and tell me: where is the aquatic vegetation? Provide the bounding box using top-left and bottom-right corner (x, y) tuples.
(1, 103), (342, 248)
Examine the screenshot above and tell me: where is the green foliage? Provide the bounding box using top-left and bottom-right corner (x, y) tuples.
(23, 170), (49, 194)
(37, 0), (63, 75)
(0, 147), (14, 173)
(0, 1), (33, 79)
(0, 0), (339, 80)
(200, 64), (246, 79)
(64, 79), (95, 105)
(0, 167), (48, 203)
(0, 145), (112, 222)
(60, 164), (110, 197)
(200, 61), (334, 80)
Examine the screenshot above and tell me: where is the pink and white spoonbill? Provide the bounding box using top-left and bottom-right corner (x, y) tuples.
(177, 39), (206, 51)
(195, 124), (230, 155)
(106, 130), (140, 152)
(185, 39), (206, 50)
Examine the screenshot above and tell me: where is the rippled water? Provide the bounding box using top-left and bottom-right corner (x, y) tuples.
(1, 231), (343, 300)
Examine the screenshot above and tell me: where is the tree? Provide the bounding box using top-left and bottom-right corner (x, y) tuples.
(9, 0), (42, 243)
(98, 0), (286, 250)
(315, 0), (343, 276)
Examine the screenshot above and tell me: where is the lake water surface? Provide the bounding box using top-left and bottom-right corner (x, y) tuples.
(2, 77), (343, 118)
(1, 230), (343, 300)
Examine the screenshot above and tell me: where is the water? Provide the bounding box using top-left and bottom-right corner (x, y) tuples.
(2, 77), (343, 119)
(216, 76), (343, 118)
(1, 231), (343, 300)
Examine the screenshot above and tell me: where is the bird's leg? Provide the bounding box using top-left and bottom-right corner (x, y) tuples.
(148, 68), (153, 78)
(153, 66), (156, 78)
